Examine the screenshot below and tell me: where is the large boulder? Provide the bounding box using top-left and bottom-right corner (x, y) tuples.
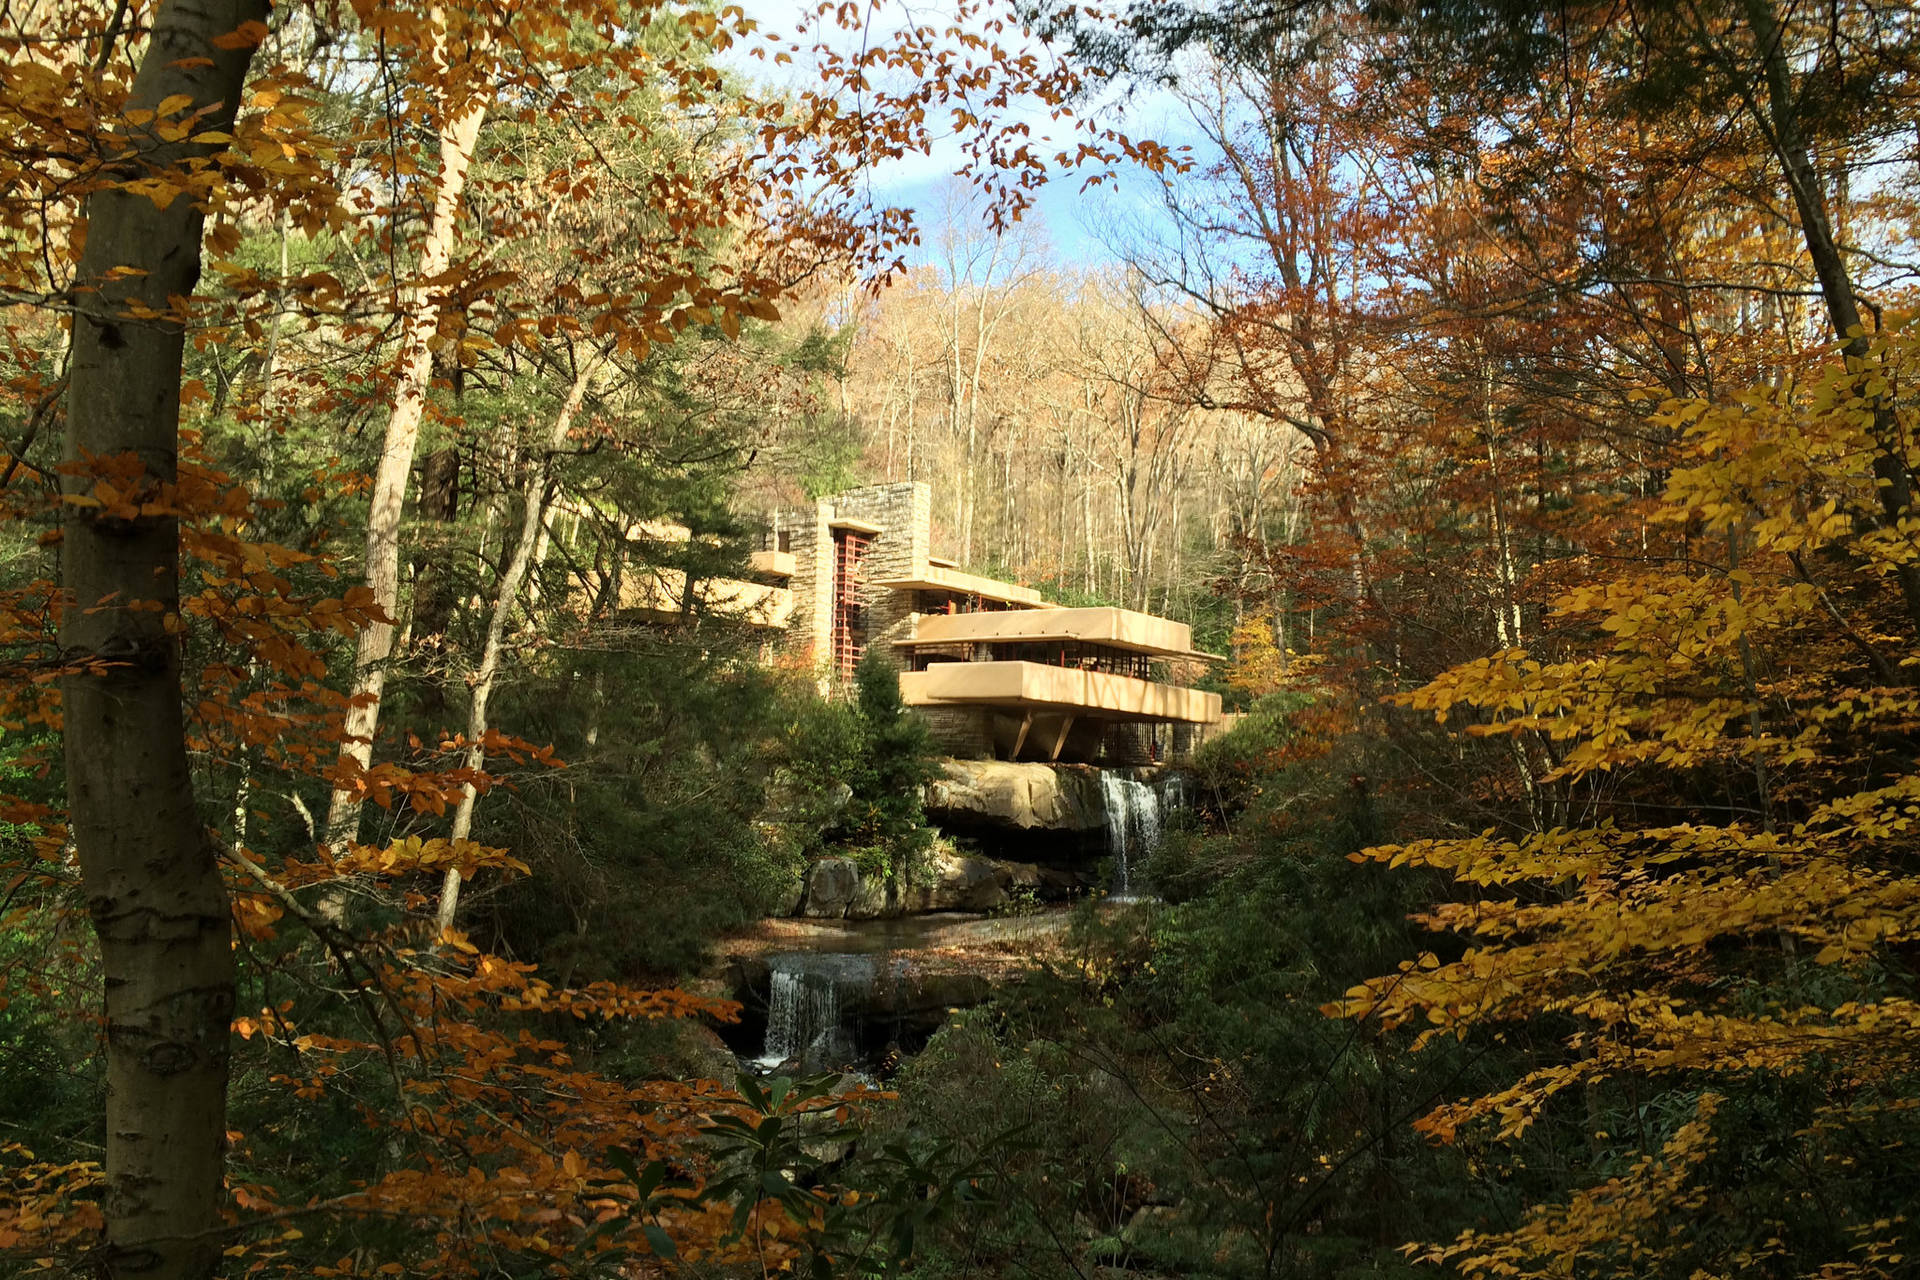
(799, 857), (860, 918)
(914, 851), (1007, 913)
(871, 964), (994, 1029)
(924, 760), (1105, 833)
(663, 1021), (741, 1086)
(846, 850), (1007, 918)
(770, 869), (807, 917)
(847, 872), (894, 920)
(796, 847), (1081, 919)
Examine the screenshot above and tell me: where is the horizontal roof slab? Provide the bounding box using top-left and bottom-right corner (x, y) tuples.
(896, 606), (1219, 661)
(828, 517), (884, 535)
(873, 565), (1048, 608)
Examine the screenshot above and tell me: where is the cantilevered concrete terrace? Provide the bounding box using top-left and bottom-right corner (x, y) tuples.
(618, 569), (793, 628)
(891, 603), (1223, 762)
(570, 511), (797, 628)
(899, 661), (1220, 723)
(872, 562), (1048, 610)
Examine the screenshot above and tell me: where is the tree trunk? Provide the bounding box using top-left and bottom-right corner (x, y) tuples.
(904, 345), (919, 482)
(437, 354), (599, 931)
(407, 445), (464, 684)
(1737, 0), (1920, 639)
(326, 88), (488, 850)
(61, 1), (265, 1275)
(1082, 450), (1096, 595)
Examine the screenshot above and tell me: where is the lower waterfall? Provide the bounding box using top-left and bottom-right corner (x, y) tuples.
(757, 953), (874, 1070)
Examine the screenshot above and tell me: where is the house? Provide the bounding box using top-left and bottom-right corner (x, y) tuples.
(591, 482), (1224, 762)
(757, 484), (1224, 764)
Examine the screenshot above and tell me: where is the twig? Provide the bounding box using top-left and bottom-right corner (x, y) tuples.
(1, 368), (67, 488)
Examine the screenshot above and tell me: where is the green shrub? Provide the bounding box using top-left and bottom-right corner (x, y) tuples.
(781, 651), (940, 889)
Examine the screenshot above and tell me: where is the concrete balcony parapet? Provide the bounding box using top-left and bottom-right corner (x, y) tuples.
(617, 570), (793, 628)
(749, 549), (796, 579)
(899, 659), (1222, 725)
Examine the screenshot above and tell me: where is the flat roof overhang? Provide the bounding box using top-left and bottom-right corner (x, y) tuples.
(873, 565), (1048, 609)
(618, 571), (793, 628)
(828, 517), (885, 535)
(895, 606), (1222, 662)
(900, 660), (1222, 724)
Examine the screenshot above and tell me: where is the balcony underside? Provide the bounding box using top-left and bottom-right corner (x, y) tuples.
(899, 660), (1222, 724)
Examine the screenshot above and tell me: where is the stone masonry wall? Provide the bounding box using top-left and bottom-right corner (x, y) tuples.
(1102, 723), (1155, 766)
(771, 482), (933, 684)
(915, 706), (994, 758)
(774, 499), (833, 664)
(827, 482), (929, 671)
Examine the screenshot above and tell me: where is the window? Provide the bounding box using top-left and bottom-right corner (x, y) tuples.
(830, 529), (871, 679)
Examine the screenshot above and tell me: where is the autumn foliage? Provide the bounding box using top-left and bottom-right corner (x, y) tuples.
(9, 0), (1920, 1276)
(1329, 330), (1920, 1274)
(0, 0), (1158, 1274)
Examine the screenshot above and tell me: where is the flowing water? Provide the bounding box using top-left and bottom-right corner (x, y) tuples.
(736, 917), (1071, 1075)
(755, 952), (875, 1070)
(747, 769), (1196, 1070)
(1157, 770), (1191, 815)
(1099, 772), (1162, 895)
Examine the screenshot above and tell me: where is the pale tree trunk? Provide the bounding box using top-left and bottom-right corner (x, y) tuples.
(1057, 434), (1072, 582)
(1159, 498), (1175, 610)
(883, 381), (898, 480)
(258, 208), (291, 420)
(947, 288), (966, 545)
(1481, 368), (1525, 650)
(961, 292), (993, 562)
(904, 344), (919, 482)
(326, 85), (488, 851)
(1114, 392), (1166, 612)
(1001, 446), (1016, 567)
(1082, 447), (1096, 595)
(61, 1), (265, 1275)
(1483, 408), (1545, 830)
(525, 500), (560, 608)
(436, 353), (600, 931)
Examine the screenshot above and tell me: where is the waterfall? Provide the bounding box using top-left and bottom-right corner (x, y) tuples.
(1099, 771), (1162, 895)
(1157, 771), (1191, 816)
(757, 953), (872, 1069)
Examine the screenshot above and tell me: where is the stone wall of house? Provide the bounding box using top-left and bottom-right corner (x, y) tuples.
(828, 482), (929, 669)
(914, 705), (994, 759)
(771, 482), (932, 682)
(1101, 723), (1155, 766)
(773, 500), (833, 664)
